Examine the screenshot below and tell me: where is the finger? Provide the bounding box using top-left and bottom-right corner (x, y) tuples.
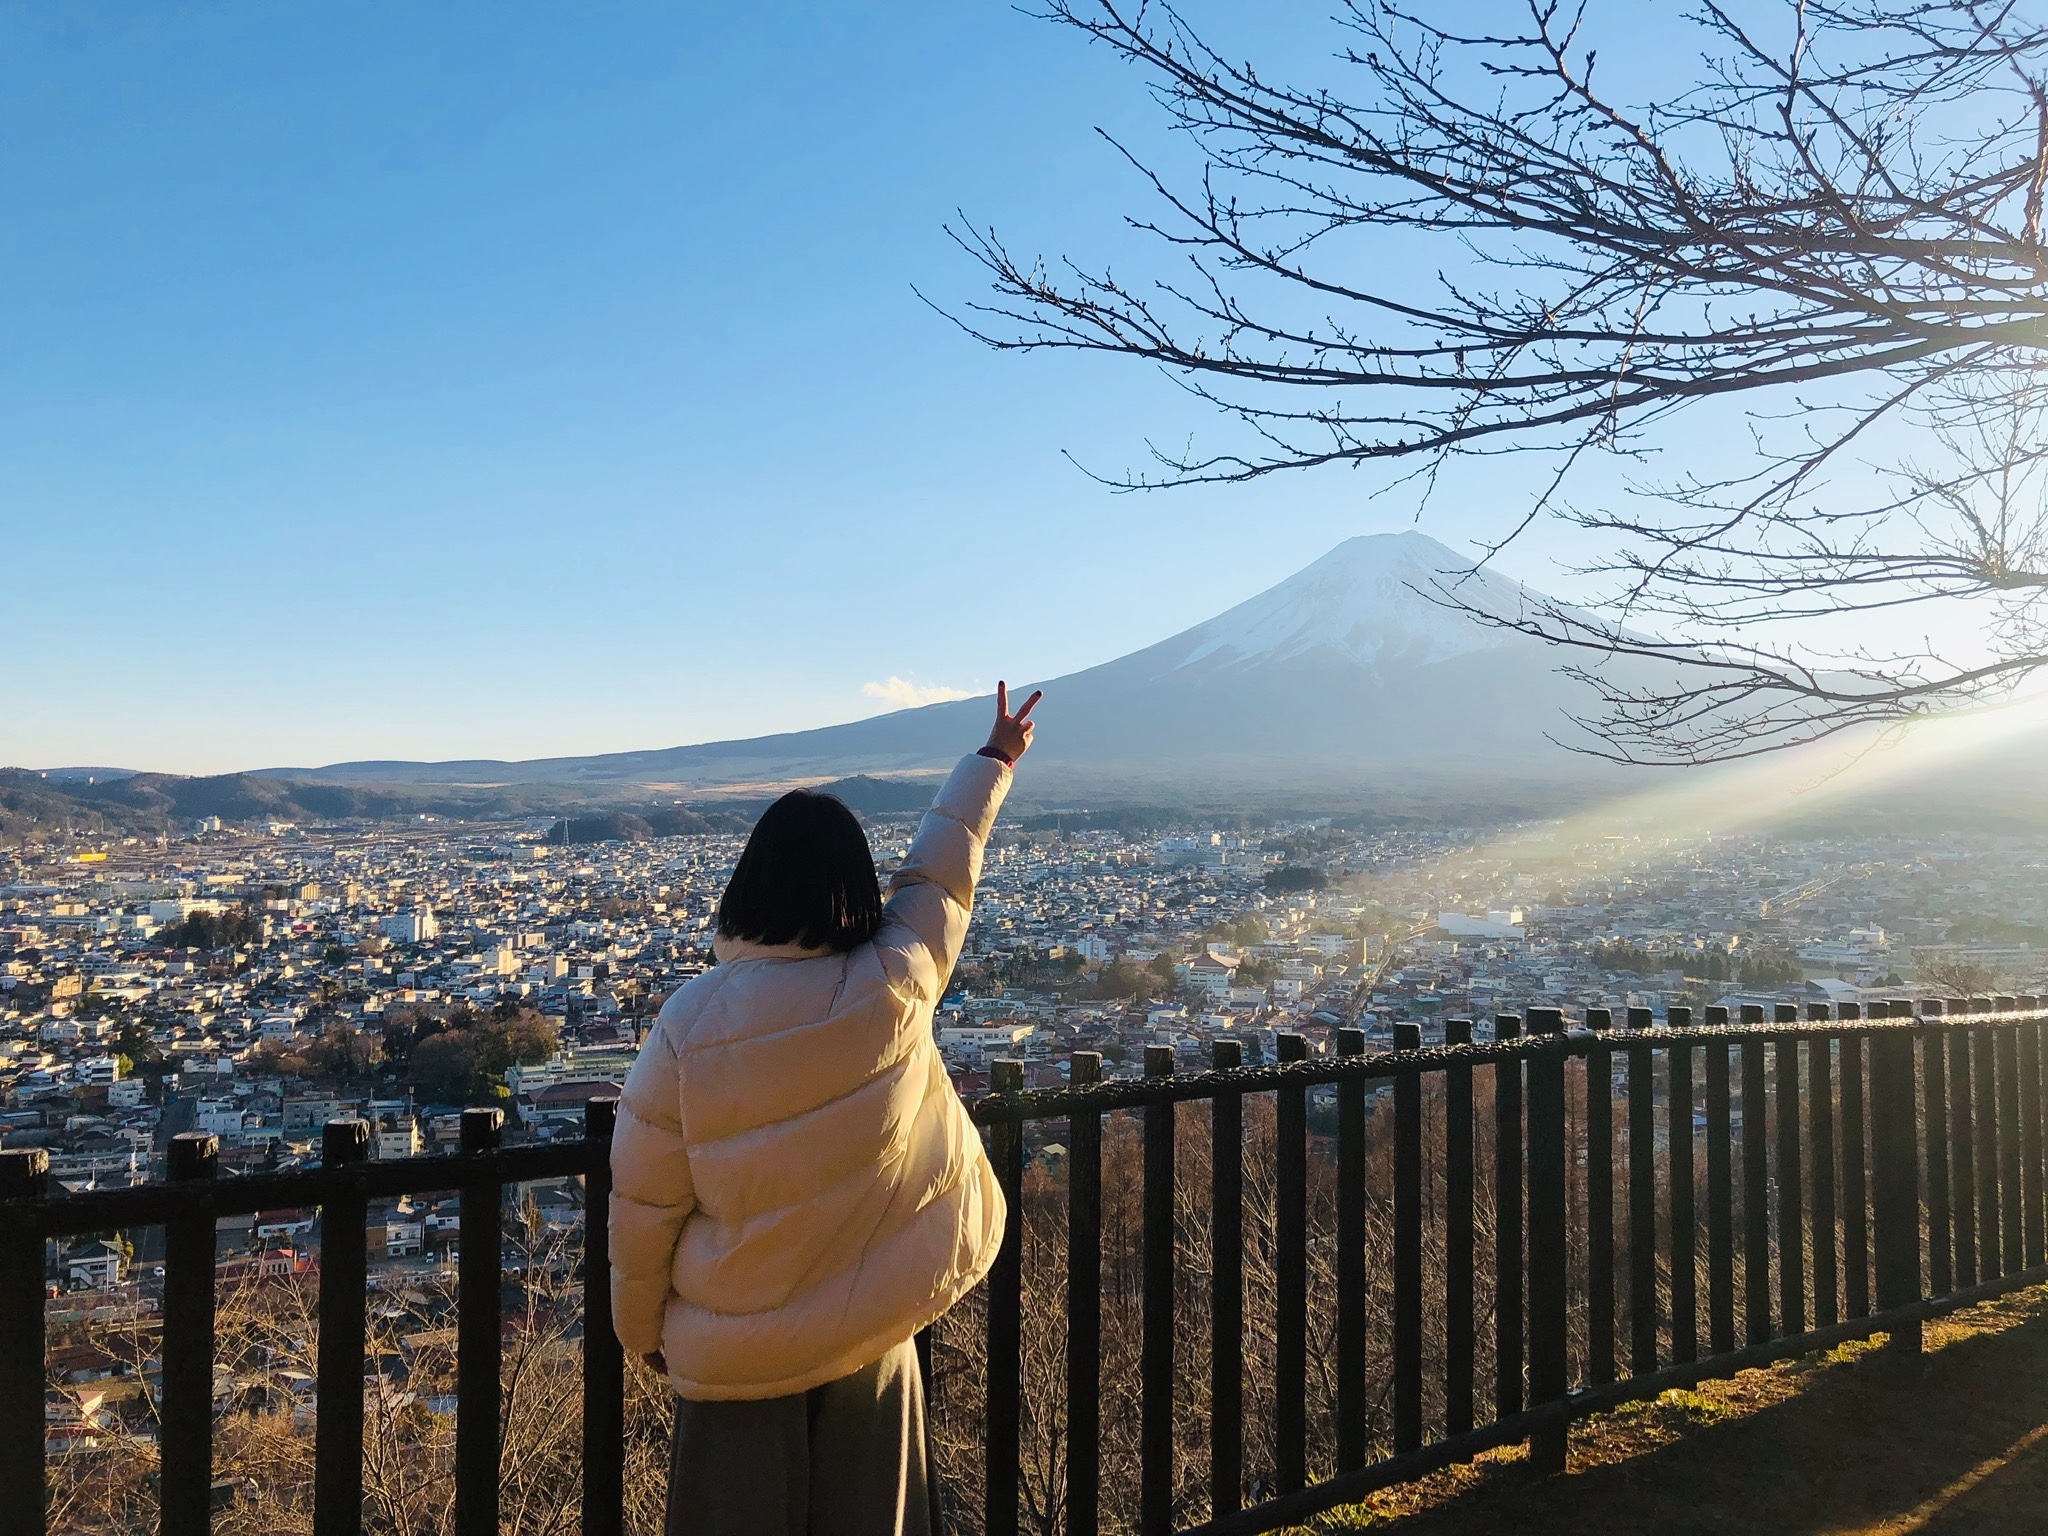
(1014, 689), (1043, 721)
(997, 680), (1008, 718)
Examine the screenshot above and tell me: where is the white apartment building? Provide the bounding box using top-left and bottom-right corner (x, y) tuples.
(506, 1045), (640, 1098)
(195, 1099), (247, 1139)
(1074, 934), (1115, 964)
(75, 1055), (122, 1087)
(381, 906), (440, 945)
(372, 1109), (421, 1160)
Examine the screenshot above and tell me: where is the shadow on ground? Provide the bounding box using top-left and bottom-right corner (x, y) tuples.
(1315, 1286), (2048, 1535)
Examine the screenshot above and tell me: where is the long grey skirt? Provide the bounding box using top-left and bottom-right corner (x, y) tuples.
(664, 1338), (934, 1536)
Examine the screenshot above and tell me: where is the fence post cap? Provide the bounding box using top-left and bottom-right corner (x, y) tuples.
(1494, 1013), (1523, 1040)
(1774, 1004), (1801, 1024)
(1917, 998), (1945, 1017)
(1444, 1018), (1473, 1046)
(1705, 1005), (1730, 1026)
(321, 1117), (370, 1165)
(584, 1095), (619, 1137)
(1667, 1006), (1693, 1030)
(1142, 1043), (1175, 1077)
(1527, 1007), (1564, 1035)
(0, 1146), (49, 1198)
(168, 1132), (219, 1180)
(1741, 1004), (1766, 1026)
(1275, 1031), (1308, 1061)
(991, 1058), (1026, 1093)
(459, 1106), (505, 1152)
(1337, 1026), (1366, 1056)
(1585, 1008), (1612, 1031)
(1204, 1040), (1236, 1073)
(1072, 1049), (1105, 1083)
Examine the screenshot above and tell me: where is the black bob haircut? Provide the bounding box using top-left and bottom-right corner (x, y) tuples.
(716, 789), (883, 953)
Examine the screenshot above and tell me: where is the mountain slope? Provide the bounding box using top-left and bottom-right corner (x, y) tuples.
(274, 533), (1626, 796)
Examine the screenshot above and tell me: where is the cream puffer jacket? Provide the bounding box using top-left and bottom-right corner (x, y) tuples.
(608, 752), (1010, 1400)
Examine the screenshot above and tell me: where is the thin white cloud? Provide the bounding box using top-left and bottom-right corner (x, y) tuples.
(861, 676), (976, 711)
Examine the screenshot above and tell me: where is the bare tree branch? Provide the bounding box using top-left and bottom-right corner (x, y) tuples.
(948, 0), (2048, 763)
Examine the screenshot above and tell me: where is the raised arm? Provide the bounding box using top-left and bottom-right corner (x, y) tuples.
(873, 682), (1040, 996)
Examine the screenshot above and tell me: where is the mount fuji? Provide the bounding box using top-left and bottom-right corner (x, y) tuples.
(278, 533), (1628, 803)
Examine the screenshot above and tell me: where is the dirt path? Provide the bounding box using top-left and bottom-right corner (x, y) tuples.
(1308, 1285), (2048, 1535)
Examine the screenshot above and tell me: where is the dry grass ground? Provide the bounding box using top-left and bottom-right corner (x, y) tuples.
(1302, 1284), (2048, 1535)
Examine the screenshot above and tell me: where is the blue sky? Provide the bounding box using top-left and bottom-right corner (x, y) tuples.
(0, 2), (1922, 774)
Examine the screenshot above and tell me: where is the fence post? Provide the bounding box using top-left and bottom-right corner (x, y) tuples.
(2021, 997), (2046, 1270)
(1393, 1021), (1424, 1454)
(0, 1148), (48, 1536)
(1443, 1019), (1476, 1436)
(1526, 1008), (1569, 1474)
(162, 1131), (219, 1536)
(1741, 1005), (1771, 1345)
(1494, 1015), (1525, 1419)
(314, 1118), (370, 1536)
(1274, 1032), (1309, 1492)
(1997, 1013), (2024, 1277)
(1840, 1005), (1870, 1319)
(1949, 1001), (1979, 1287)
(456, 1106), (505, 1536)
(1806, 1005), (1839, 1330)
(1627, 1006), (1658, 1372)
(1584, 1010), (1616, 1385)
(1668, 1006), (1697, 1364)
(1920, 1000), (1953, 1296)
(1335, 1027), (1368, 1471)
(1773, 1004), (1806, 1337)
(1870, 1003), (1923, 1353)
(1973, 1000), (2003, 1277)
(985, 1060), (1025, 1536)
(1070, 1050), (1106, 1536)
(1141, 1044), (1176, 1536)
(581, 1096), (624, 1536)
(1202, 1042), (1237, 1525)
(1704, 1005), (1736, 1354)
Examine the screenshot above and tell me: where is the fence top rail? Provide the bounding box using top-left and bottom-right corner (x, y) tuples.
(0, 1136), (606, 1238)
(968, 1006), (2048, 1124)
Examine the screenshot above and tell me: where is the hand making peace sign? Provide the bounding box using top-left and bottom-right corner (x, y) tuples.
(984, 680), (1042, 764)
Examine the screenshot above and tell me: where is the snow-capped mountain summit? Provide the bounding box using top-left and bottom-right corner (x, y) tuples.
(281, 532), (1615, 798)
(1140, 532), (1531, 679)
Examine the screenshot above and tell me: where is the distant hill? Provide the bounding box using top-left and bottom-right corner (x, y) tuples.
(813, 775), (943, 813)
(0, 765), (944, 845)
(0, 769), (669, 843)
(0, 771), (160, 843)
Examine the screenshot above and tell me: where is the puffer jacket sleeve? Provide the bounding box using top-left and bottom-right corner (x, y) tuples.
(873, 752), (1011, 999)
(609, 1012), (696, 1356)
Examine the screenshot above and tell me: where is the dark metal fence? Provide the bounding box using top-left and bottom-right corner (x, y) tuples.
(0, 1099), (623, 1536)
(960, 997), (2048, 1536)
(6, 1002), (2048, 1535)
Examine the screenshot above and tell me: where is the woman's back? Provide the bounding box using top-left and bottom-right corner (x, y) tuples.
(609, 748), (1015, 1400)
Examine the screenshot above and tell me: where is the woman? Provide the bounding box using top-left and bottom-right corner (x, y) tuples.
(609, 682), (1042, 1536)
